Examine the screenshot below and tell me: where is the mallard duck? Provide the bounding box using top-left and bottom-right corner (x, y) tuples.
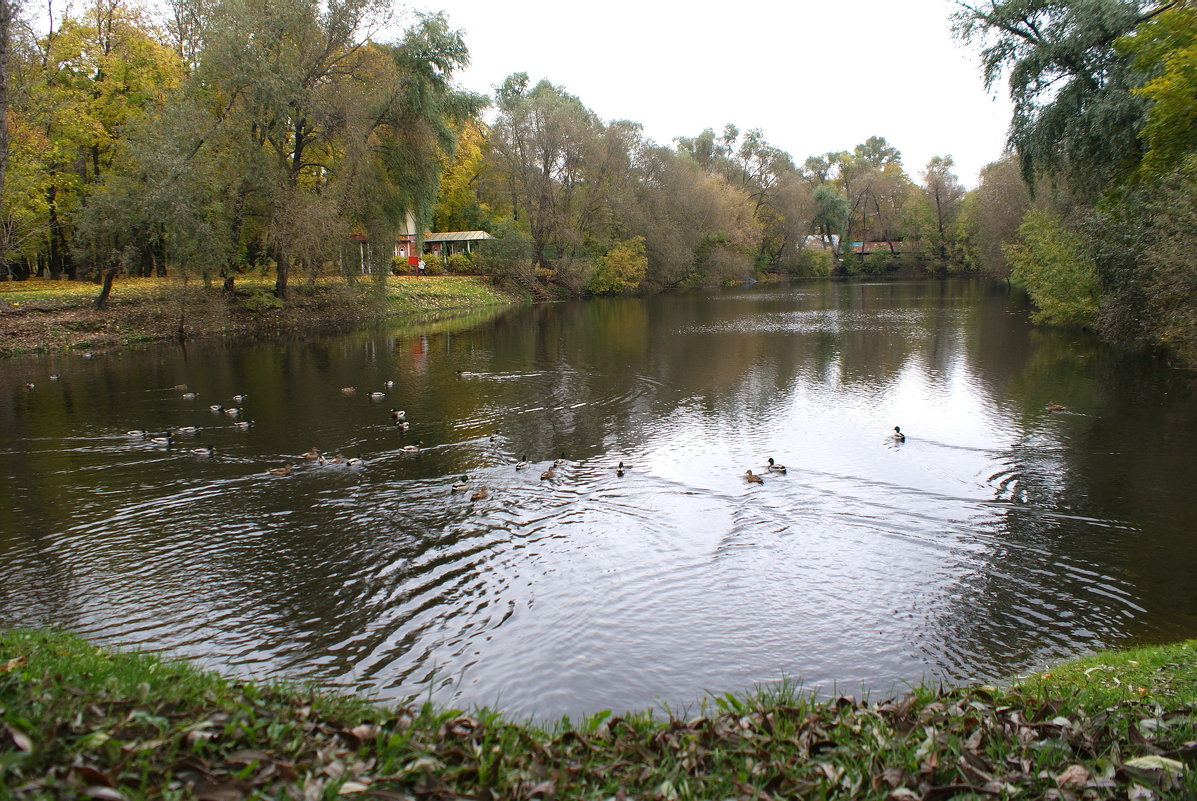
(300, 447), (321, 460)
(182, 392), (198, 400)
(24, 382), (34, 389)
(345, 455), (365, 467)
(369, 391), (386, 399)
(744, 469), (764, 484)
(50, 374), (61, 381)
(383, 380), (395, 388)
(540, 466), (556, 480)
(172, 384), (188, 391)
(209, 404), (225, 413)
(1046, 403), (1066, 412)
(390, 408), (406, 420)
(266, 465), (293, 476)
(553, 453), (567, 467)
(892, 426), (906, 442)
(177, 425), (201, 435)
(767, 457), (787, 473)
(190, 445), (216, 457)
(232, 394), (247, 403)
(616, 461), (626, 477)
(234, 420), (254, 430)
(126, 429), (148, 438)
(489, 430), (502, 442)
(400, 440), (423, 453)
(322, 453), (346, 465)
(470, 487), (489, 501)
(515, 455), (530, 470)
(150, 433), (173, 445)
(224, 407), (242, 417)
(395, 420), (411, 431)
(340, 387), (356, 394)
(450, 475), (471, 492)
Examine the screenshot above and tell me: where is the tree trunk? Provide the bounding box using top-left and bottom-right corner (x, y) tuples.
(47, 186), (63, 279)
(273, 245), (289, 299)
(93, 268), (118, 309)
(0, 0), (10, 214)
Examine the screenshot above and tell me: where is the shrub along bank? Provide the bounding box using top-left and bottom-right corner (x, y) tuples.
(2, 630), (1195, 800)
(0, 276), (521, 357)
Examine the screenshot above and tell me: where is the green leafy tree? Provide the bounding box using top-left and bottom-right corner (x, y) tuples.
(1005, 209), (1100, 326)
(589, 236), (647, 294)
(921, 155), (965, 266)
(1118, 1), (1197, 180)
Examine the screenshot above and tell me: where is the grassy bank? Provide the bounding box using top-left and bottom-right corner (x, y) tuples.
(0, 276), (522, 357)
(2, 631), (1194, 799)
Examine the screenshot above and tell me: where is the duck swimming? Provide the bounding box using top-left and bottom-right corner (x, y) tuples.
(300, 447), (321, 460)
(515, 455), (530, 470)
(450, 475), (471, 492)
(470, 487), (489, 501)
(1046, 403), (1066, 412)
(190, 445), (216, 457)
(232, 394), (247, 403)
(616, 461), (626, 477)
(369, 391), (386, 399)
(400, 440), (423, 453)
(767, 457), (787, 473)
(892, 426), (906, 442)
(266, 465), (293, 476)
(390, 409), (406, 420)
(744, 470), (764, 484)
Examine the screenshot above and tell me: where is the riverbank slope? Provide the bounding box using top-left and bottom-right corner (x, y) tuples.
(0, 276), (523, 357)
(2, 630), (1193, 799)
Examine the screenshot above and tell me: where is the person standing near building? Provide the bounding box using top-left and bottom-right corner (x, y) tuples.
(417, 258), (426, 277)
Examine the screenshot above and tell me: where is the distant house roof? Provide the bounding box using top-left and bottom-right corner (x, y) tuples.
(422, 231), (494, 243)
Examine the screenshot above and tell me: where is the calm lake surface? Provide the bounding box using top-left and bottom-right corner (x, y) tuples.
(2, 279), (1196, 719)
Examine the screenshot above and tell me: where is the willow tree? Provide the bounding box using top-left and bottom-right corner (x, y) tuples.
(952, 0), (1175, 196)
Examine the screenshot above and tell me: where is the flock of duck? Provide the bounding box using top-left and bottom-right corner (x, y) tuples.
(34, 368), (1071, 494)
(113, 381), (638, 499)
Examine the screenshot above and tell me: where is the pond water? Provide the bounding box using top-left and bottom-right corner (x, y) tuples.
(2, 279), (1196, 720)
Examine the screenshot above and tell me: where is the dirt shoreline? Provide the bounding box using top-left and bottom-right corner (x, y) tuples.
(0, 277), (521, 357)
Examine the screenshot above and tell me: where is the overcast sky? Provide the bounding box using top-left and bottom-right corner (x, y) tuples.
(406, 0), (1015, 187)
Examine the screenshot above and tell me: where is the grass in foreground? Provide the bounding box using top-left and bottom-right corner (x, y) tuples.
(1, 631), (1195, 800)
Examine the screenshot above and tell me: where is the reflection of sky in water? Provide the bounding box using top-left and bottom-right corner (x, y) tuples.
(1, 280), (1195, 720)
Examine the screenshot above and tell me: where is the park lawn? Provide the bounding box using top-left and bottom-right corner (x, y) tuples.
(0, 275), (520, 356)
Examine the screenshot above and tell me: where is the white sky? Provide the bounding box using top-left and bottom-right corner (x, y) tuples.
(407, 0), (1014, 187)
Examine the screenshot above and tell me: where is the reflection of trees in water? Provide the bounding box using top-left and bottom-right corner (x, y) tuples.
(5, 278), (1196, 700)
(922, 318), (1197, 681)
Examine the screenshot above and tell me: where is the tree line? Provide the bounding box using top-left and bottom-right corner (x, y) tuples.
(2, 0), (1192, 365)
(953, 0), (1197, 364)
(0, 0), (979, 307)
